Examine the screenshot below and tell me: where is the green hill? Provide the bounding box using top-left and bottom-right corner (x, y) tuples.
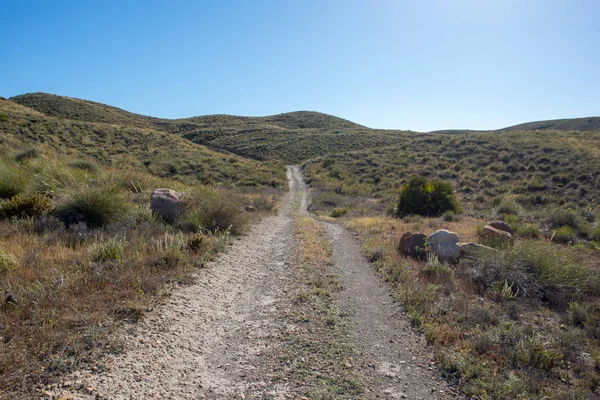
(0, 97), (286, 188)
(502, 116), (600, 132)
(10, 92), (362, 131)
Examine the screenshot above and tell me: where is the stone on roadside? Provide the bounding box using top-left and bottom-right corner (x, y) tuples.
(427, 229), (460, 263)
(150, 188), (188, 223)
(398, 232), (427, 259)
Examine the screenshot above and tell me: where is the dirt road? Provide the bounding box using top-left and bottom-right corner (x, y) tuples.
(57, 166), (456, 399)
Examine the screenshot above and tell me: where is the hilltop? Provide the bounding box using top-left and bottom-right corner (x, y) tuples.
(502, 116), (600, 132)
(429, 117), (600, 135)
(10, 92), (363, 131)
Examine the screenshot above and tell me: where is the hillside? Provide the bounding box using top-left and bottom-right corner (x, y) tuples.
(3, 92), (600, 399)
(9, 93), (382, 163)
(10, 92), (362, 131)
(0, 97), (286, 188)
(502, 116), (600, 132)
(429, 116), (600, 135)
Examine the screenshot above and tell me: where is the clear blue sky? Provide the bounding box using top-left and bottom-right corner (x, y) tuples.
(1, 0), (599, 131)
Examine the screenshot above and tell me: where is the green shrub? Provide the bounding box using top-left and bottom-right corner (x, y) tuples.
(0, 249), (18, 273)
(591, 226), (600, 242)
(176, 187), (246, 235)
(54, 183), (132, 228)
(395, 176), (460, 217)
(90, 237), (127, 263)
(0, 194), (52, 219)
(515, 224), (540, 239)
(459, 241), (595, 305)
(552, 226), (576, 244)
(68, 159), (100, 173)
(14, 147), (41, 162)
(442, 211), (461, 222)
(546, 208), (580, 229)
(0, 162), (29, 199)
(330, 207), (348, 218)
(422, 256), (453, 284)
(496, 199), (523, 216)
(514, 334), (563, 371)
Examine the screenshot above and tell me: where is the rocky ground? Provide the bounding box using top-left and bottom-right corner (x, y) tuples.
(48, 166), (459, 399)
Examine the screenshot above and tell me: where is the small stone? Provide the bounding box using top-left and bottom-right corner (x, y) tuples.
(489, 221), (514, 235)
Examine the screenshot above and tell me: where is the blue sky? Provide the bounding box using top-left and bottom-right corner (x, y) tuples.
(1, 0), (598, 131)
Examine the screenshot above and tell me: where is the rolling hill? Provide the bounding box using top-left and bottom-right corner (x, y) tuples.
(501, 116), (600, 132)
(0, 96), (286, 188)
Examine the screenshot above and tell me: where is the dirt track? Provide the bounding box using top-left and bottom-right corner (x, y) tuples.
(57, 166), (457, 399)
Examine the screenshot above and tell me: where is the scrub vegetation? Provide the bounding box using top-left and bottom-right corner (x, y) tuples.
(0, 143), (279, 394)
(3, 92), (600, 398)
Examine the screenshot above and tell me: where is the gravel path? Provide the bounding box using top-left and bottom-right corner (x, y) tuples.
(55, 165), (457, 400)
(327, 224), (460, 399)
(59, 167), (301, 399)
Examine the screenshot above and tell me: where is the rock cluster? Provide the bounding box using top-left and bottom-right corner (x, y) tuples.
(398, 221), (512, 263)
(426, 230), (461, 263)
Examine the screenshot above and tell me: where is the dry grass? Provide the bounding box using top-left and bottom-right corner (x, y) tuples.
(345, 215), (600, 399)
(0, 148), (280, 398)
(344, 215), (482, 243)
(277, 216), (363, 398)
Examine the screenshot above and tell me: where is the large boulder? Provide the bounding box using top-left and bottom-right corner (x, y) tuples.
(398, 232), (427, 259)
(427, 229), (461, 263)
(489, 221), (514, 235)
(150, 188), (188, 223)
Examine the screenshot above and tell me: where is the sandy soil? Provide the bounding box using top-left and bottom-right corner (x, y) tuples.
(53, 166), (458, 400)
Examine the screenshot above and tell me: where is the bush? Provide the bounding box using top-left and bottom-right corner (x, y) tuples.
(496, 199), (523, 216)
(442, 211), (461, 222)
(176, 187), (246, 235)
(187, 233), (211, 254)
(552, 226), (576, 244)
(546, 208), (580, 229)
(330, 207), (348, 218)
(459, 241), (596, 306)
(0, 249), (18, 274)
(14, 147), (41, 162)
(0, 161), (29, 199)
(54, 183), (132, 228)
(590, 226), (600, 242)
(153, 233), (186, 268)
(515, 224), (540, 239)
(68, 159), (100, 173)
(90, 237), (127, 263)
(0, 194), (52, 219)
(395, 176), (460, 217)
